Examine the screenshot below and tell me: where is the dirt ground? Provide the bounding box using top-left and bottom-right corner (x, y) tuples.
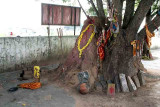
(54, 70), (160, 107)
(50, 49), (160, 107)
(39, 55), (160, 107)
(0, 70), (75, 107)
(1, 68), (160, 107)
(1, 58), (160, 107)
(32, 58), (160, 107)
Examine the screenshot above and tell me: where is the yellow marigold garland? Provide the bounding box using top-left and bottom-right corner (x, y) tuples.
(77, 24), (95, 58)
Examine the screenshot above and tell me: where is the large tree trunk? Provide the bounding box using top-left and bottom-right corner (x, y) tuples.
(52, 18), (99, 87)
(52, 17), (145, 91)
(102, 30), (138, 81)
(48, 0), (160, 94)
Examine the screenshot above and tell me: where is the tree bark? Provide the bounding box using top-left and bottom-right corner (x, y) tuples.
(54, 17), (145, 88)
(52, 0), (160, 93)
(142, 8), (152, 59)
(122, 0), (135, 29)
(127, 0), (156, 42)
(138, 15), (160, 41)
(138, 14), (160, 59)
(96, 0), (106, 27)
(112, 0), (123, 27)
(146, 8), (152, 23)
(102, 30), (139, 81)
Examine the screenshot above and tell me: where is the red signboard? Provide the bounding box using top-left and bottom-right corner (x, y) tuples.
(53, 6), (62, 25)
(41, 3), (81, 26)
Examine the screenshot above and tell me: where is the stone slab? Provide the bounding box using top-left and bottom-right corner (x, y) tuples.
(99, 74), (107, 90)
(127, 76), (137, 92)
(114, 75), (121, 93)
(78, 71), (89, 84)
(138, 71), (145, 86)
(119, 73), (129, 92)
(132, 75), (140, 88)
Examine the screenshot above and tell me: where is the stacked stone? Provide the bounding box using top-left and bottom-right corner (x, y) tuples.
(113, 70), (145, 93)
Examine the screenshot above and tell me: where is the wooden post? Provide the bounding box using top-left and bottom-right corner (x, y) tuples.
(74, 8), (76, 36)
(47, 26), (51, 58)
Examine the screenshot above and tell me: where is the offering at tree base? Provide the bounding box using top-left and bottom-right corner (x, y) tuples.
(1, 1), (160, 106)
(77, 71), (90, 94)
(18, 82), (41, 90)
(119, 73), (129, 92)
(132, 75), (140, 88)
(18, 66), (42, 90)
(34, 66), (40, 81)
(131, 40), (140, 56)
(53, 0), (159, 96)
(114, 75), (121, 93)
(127, 76), (137, 92)
(77, 24), (95, 58)
(137, 71), (146, 86)
(79, 83), (89, 94)
(145, 24), (155, 48)
(107, 83), (115, 96)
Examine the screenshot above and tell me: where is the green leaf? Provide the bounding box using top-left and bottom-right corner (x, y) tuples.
(62, 0), (71, 3)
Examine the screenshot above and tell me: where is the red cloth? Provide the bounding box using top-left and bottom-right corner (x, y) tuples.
(105, 29), (111, 45)
(97, 29), (110, 61)
(98, 45), (105, 61)
(19, 82), (41, 90)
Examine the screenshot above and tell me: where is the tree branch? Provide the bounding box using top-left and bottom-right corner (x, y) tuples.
(151, 10), (159, 18)
(151, 0), (159, 13)
(96, 0), (106, 27)
(112, 0), (123, 27)
(138, 15), (160, 41)
(87, 0), (99, 17)
(127, 0), (156, 41)
(146, 8), (152, 23)
(151, 0), (159, 18)
(96, 0), (105, 18)
(122, 0), (135, 29)
(77, 0), (88, 17)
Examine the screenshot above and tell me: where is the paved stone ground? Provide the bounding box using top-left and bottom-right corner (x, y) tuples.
(0, 70), (75, 107)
